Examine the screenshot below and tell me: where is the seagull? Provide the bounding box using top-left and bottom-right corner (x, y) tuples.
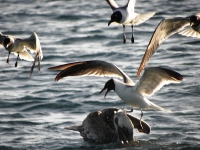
(49, 60), (183, 121)
(114, 109), (134, 144)
(106, 0), (155, 44)
(0, 32), (43, 76)
(136, 12), (200, 78)
(65, 108), (150, 144)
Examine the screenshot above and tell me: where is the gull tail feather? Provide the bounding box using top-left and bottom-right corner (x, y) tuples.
(64, 125), (82, 131)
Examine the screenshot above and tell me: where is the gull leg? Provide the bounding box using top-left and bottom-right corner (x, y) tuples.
(30, 53), (38, 77)
(123, 25), (126, 44)
(38, 54), (41, 72)
(15, 53), (19, 67)
(131, 25), (134, 44)
(7, 52), (11, 64)
(139, 110), (143, 130)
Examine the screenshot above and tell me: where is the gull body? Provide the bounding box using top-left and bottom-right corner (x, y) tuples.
(106, 0), (155, 44)
(49, 60), (183, 118)
(65, 108), (150, 144)
(0, 32), (43, 76)
(113, 79), (158, 110)
(114, 109), (134, 144)
(136, 13), (200, 78)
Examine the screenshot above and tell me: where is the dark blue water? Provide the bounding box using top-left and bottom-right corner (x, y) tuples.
(0, 0), (200, 149)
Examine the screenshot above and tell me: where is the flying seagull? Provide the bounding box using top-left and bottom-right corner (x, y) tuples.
(106, 0), (155, 44)
(49, 60), (183, 122)
(136, 12), (200, 78)
(0, 32), (43, 76)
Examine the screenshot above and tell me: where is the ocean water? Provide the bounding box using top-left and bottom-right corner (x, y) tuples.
(0, 0), (200, 149)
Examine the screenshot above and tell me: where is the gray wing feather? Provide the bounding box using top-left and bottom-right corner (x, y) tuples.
(135, 67), (183, 97)
(49, 60), (134, 85)
(136, 17), (189, 78)
(126, 0), (136, 10)
(105, 0), (119, 10)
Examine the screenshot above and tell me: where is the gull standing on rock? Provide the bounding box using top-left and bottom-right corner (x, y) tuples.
(0, 32), (43, 76)
(106, 0), (155, 44)
(49, 60), (183, 122)
(136, 12), (200, 78)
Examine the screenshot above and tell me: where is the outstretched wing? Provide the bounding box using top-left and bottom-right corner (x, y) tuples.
(179, 27), (200, 38)
(136, 17), (189, 78)
(105, 0), (119, 10)
(20, 32), (43, 76)
(126, 0), (136, 11)
(135, 67), (183, 97)
(20, 32), (43, 59)
(18, 51), (34, 61)
(132, 12), (155, 25)
(49, 60), (134, 85)
(0, 32), (4, 46)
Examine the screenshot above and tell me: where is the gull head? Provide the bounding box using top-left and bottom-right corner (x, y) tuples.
(190, 15), (200, 27)
(99, 79), (115, 98)
(108, 11), (122, 26)
(3, 37), (13, 49)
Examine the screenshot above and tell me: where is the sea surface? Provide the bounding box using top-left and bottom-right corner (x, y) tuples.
(0, 0), (200, 149)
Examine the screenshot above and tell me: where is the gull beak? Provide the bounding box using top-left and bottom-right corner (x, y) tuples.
(108, 20), (113, 26)
(190, 22), (195, 26)
(6, 43), (11, 48)
(99, 86), (111, 98)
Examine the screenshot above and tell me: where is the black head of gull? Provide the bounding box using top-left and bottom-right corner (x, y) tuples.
(65, 108), (150, 144)
(99, 79), (115, 98)
(108, 11), (122, 26)
(3, 37), (12, 48)
(190, 15), (200, 27)
(105, 0), (155, 44)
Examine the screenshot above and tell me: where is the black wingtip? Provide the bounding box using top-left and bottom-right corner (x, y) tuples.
(161, 67), (183, 81)
(55, 76), (60, 82)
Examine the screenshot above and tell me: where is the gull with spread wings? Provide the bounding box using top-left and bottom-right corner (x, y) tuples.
(136, 13), (200, 78)
(0, 32), (43, 76)
(49, 60), (183, 123)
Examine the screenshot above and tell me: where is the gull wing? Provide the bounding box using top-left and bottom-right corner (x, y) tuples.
(18, 51), (34, 61)
(49, 60), (134, 85)
(179, 27), (200, 38)
(135, 67), (183, 97)
(127, 114), (151, 134)
(132, 12), (155, 25)
(136, 17), (189, 78)
(20, 32), (43, 59)
(20, 32), (43, 76)
(0, 32), (4, 46)
(126, 0), (136, 11)
(105, 0), (119, 10)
